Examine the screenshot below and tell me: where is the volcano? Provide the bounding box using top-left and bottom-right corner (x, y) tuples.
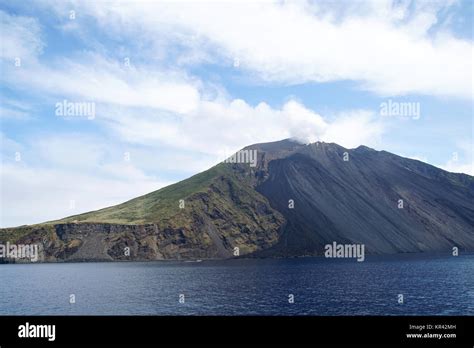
(2, 139), (473, 262)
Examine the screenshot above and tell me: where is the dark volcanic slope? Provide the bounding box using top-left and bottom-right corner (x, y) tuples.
(255, 142), (474, 255)
(1, 139), (473, 261)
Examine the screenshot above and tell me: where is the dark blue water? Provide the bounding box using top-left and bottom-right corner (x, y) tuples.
(0, 253), (473, 315)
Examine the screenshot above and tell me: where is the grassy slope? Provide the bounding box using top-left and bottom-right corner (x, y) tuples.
(48, 163), (238, 225)
(0, 224), (56, 243)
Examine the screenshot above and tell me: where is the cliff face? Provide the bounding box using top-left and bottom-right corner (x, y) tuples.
(0, 162), (285, 262)
(10, 223), (231, 262)
(1, 139), (473, 262)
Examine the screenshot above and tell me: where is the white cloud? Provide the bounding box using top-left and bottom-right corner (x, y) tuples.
(0, 132), (171, 227)
(45, 0), (473, 99)
(100, 98), (385, 157)
(322, 110), (385, 149)
(0, 10), (43, 61)
(0, 132), (24, 155)
(35, 134), (107, 169)
(0, 97), (34, 120)
(438, 140), (474, 175)
(0, 106), (30, 120)
(2, 53), (201, 115)
(440, 161), (474, 176)
(0, 162), (169, 227)
(0, 9), (387, 156)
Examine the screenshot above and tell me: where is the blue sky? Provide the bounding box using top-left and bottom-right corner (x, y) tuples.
(0, 0), (472, 227)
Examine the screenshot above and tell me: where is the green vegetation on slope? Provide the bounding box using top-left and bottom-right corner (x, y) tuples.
(50, 163), (236, 225)
(0, 224), (56, 243)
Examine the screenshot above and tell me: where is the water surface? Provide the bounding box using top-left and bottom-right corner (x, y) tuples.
(0, 253), (472, 315)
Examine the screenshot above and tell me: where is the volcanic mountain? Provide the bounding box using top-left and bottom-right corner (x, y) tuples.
(2, 139), (473, 262)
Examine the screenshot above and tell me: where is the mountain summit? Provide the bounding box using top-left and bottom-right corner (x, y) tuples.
(2, 139), (473, 261)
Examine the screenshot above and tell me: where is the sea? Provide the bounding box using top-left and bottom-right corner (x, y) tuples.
(0, 253), (472, 315)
